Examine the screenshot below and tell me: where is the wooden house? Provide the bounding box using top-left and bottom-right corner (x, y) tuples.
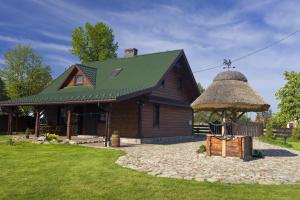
(0, 49), (200, 144)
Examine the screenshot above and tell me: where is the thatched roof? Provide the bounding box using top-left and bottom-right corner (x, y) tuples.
(191, 71), (270, 112)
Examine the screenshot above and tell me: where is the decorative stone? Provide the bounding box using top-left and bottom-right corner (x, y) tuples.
(116, 139), (300, 184)
(37, 136), (46, 141)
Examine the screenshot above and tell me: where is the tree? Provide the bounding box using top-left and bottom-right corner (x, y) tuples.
(0, 45), (52, 100)
(0, 77), (6, 100)
(197, 82), (205, 93)
(275, 71), (300, 124)
(71, 22), (118, 63)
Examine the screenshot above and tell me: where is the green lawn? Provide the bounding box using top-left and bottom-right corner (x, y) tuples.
(0, 141), (299, 200)
(258, 136), (300, 151)
(0, 135), (11, 141)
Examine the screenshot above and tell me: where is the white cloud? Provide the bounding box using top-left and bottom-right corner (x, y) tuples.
(37, 30), (71, 42)
(46, 55), (77, 67)
(0, 35), (70, 52)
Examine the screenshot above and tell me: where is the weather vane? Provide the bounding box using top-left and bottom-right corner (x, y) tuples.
(223, 59), (235, 71)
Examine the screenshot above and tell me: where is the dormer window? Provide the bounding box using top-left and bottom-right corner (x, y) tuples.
(75, 75), (84, 86)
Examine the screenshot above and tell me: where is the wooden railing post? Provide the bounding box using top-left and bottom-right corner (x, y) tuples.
(104, 103), (112, 147)
(66, 107), (72, 140)
(7, 109), (13, 134)
(34, 109), (40, 137)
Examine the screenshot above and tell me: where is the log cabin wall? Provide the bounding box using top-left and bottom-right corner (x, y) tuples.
(142, 102), (193, 138)
(142, 65), (194, 138)
(150, 67), (190, 101)
(110, 99), (139, 138)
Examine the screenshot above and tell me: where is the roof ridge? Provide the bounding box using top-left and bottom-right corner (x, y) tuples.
(85, 49), (183, 66)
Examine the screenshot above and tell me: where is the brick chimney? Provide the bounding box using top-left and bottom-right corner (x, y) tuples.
(124, 48), (138, 57)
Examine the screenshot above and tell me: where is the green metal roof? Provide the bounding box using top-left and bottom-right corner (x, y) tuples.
(0, 49), (183, 106)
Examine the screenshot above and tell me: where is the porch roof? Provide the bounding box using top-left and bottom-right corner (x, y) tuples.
(0, 49), (183, 106)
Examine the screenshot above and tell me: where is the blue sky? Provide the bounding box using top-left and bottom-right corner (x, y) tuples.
(0, 0), (299, 113)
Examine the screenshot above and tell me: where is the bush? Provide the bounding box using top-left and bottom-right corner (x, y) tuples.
(25, 128), (31, 138)
(265, 120), (273, 138)
(197, 144), (206, 153)
(291, 126), (300, 141)
(47, 134), (59, 141)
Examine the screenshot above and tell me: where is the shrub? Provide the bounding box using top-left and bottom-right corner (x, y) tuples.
(47, 134), (59, 141)
(291, 126), (300, 141)
(197, 144), (206, 153)
(265, 120), (273, 138)
(25, 128), (31, 138)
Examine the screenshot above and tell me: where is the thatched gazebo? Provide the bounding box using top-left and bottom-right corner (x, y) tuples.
(192, 70), (270, 159)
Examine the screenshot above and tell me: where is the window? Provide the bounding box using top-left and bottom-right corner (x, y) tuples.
(110, 68), (123, 78)
(75, 75), (84, 85)
(161, 80), (165, 88)
(153, 104), (160, 128)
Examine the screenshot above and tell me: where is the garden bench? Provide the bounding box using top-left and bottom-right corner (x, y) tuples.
(273, 128), (292, 144)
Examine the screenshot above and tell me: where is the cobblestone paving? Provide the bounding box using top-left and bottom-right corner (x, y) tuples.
(116, 139), (300, 184)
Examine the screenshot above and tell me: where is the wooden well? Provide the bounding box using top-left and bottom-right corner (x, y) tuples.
(206, 134), (253, 160)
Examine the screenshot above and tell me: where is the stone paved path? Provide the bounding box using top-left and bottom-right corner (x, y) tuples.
(116, 139), (300, 184)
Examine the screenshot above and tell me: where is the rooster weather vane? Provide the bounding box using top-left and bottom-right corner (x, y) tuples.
(223, 59), (236, 71)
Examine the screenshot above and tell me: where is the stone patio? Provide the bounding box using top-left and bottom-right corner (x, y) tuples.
(116, 138), (300, 184)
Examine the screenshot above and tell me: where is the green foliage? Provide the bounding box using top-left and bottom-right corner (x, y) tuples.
(71, 22), (118, 63)
(197, 144), (206, 153)
(239, 114), (251, 122)
(0, 77), (7, 100)
(265, 119), (273, 138)
(194, 111), (220, 124)
(291, 126), (300, 141)
(259, 135), (293, 149)
(197, 82), (205, 93)
(271, 113), (286, 128)
(25, 128), (31, 136)
(0, 45), (52, 103)
(275, 71), (300, 124)
(47, 134), (59, 141)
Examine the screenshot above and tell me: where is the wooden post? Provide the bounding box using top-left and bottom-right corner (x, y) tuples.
(66, 107), (72, 140)
(104, 103), (112, 147)
(7, 110), (12, 134)
(221, 111), (227, 157)
(34, 109), (40, 137)
(15, 113), (18, 132)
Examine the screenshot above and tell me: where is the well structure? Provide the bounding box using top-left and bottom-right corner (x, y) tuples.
(191, 70), (270, 159)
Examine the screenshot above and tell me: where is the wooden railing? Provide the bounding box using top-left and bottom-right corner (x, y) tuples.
(193, 121), (264, 137)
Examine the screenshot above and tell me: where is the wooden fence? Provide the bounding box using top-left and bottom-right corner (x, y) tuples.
(193, 121), (264, 137)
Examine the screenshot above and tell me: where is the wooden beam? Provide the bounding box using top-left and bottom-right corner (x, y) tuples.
(104, 103), (112, 147)
(34, 110), (40, 137)
(7, 111), (12, 134)
(66, 107), (72, 140)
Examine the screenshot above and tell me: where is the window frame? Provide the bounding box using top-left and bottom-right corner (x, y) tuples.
(74, 75), (84, 86)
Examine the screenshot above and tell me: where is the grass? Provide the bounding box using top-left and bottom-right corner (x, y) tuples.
(258, 135), (300, 151)
(0, 139), (299, 200)
(0, 135), (11, 141)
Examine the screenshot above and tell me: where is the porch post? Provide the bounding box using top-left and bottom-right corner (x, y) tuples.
(34, 109), (40, 137)
(7, 109), (13, 134)
(105, 103), (112, 147)
(66, 107), (72, 140)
